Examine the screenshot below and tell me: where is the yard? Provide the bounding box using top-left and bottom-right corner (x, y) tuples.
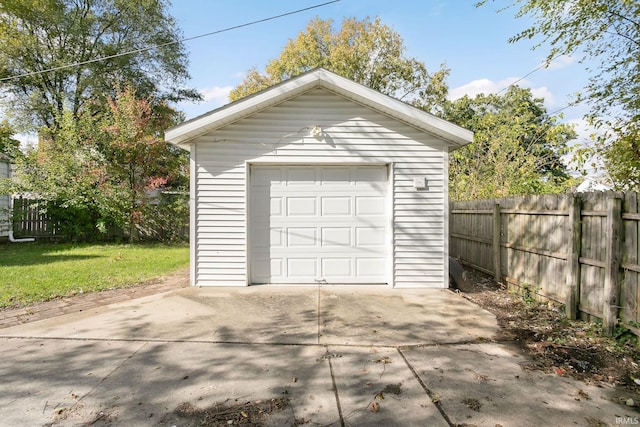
(0, 243), (189, 308)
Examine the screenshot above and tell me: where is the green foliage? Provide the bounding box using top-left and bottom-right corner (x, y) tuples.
(2, 109), (113, 240)
(0, 121), (20, 158)
(520, 284), (541, 306)
(443, 86), (577, 200)
(139, 193), (189, 243)
(40, 201), (121, 242)
(480, 0), (640, 190)
(229, 17), (449, 114)
(0, 0), (199, 134)
(94, 86), (186, 242)
(574, 120), (640, 191)
(7, 87), (188, 242)
(0, 243), (189, 307)
(614, 323), (640, 348)
(600, 123), (640, 190)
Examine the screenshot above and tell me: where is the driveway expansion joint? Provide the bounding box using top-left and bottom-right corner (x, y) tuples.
(323, 345), (345, 427)
(397, 347), (455, 427)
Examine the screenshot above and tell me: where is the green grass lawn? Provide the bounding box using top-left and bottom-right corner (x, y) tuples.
(0, 243), (189, 308)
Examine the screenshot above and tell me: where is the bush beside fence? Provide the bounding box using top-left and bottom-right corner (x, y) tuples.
(10, 194), (189, 243)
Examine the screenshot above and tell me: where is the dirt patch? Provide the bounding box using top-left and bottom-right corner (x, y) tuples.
(455, 269), (640, 397)
(160, 397), (291, 426)
(461, 397), (482, 412)
(381, 383), (402, 396)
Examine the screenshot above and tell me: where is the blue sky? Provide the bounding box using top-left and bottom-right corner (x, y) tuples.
(169, 0), (594, 138)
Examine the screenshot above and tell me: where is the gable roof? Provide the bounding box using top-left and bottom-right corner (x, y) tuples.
(165, 68), (473, 151)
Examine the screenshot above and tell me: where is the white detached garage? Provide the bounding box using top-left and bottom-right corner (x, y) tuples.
(165, 68), (472, 288)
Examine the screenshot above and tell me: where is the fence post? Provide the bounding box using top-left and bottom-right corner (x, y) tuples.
(566, 195), (582, 320)
(604, 195), (623, 336)
(493, 203), (502, 283)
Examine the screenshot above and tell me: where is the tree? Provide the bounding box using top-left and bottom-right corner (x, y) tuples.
(93, 86), (185, 242)
(443, 86), (577, 200)
(0, 109), (111, 239)
(1, 87), (187, 241)
(0, 0), (199, 135)
(229, 17), (449, 114)
(480, 0), (640, 189)
(593, 122), (640, 190)
(0, 121), (20, 158)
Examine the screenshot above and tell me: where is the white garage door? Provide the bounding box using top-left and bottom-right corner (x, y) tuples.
(250, 165), (388, 284)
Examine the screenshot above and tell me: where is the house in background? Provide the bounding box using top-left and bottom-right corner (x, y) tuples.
(0, 154), (10, 239)
(166, 68), (473, 288)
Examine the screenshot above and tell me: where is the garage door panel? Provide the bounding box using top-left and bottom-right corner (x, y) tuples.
(271, 198), (283, 216)
(252, 258), (284, 283)
(355, 227), (385, 246)
(321, 196), (351, 216)
(288, 258), (317, 277)
(356, 258), (386, 276)
(250, 165), (388, 284)
(321, 167), (351, 185)
(252, 168), (282, 185)
(321, 227), (351, 247)
(270, 228), (283, 247)
(251, 193), (281, 217)
(287, 227), (317, 247)
(252, 226), (285, 248)
(356, 196), (386, 215)
(286, 168), (316, 183)
(322, 258), (352, 277)
(355, 167), (386, 183)
(287, 197), (317, 216)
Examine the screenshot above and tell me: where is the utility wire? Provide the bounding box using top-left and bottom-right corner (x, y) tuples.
(0, 0), (340, 83)
(496, 52), (566, 95)
(493, 51), (581, 118)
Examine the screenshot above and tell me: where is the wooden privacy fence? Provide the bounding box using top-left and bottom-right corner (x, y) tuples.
(12, 198), (61, 238)
(449, 192), (640, 334)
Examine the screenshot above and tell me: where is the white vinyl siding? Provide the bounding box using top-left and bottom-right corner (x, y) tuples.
(192, 88), (447, 287)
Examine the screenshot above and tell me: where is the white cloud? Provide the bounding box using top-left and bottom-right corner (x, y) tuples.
(449, 77), (555, 107)
(200, 85), (233, 104)
(448, 77), (530, 100)
(545, 55), (576, 70)
(448, 78), (504, 100)
(529, 86), (555, 105)
(177, 85), (234, 118)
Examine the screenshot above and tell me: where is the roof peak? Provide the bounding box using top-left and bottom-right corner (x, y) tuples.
(165, 68), (473, 150)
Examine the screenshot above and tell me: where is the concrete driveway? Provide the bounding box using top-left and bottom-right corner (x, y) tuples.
(0, 284), (635, 426)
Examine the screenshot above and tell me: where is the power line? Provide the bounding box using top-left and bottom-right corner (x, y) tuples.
(496, 52), (565, 95)
(548, 104), (574, 116)
(0, 0), (340, 83)
(492, 53), (581, 118)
